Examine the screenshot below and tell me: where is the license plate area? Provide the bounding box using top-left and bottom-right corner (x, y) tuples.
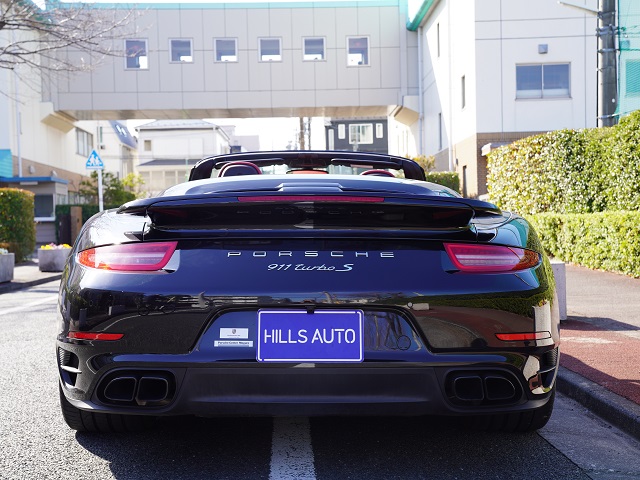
(257, 309), (364, 363)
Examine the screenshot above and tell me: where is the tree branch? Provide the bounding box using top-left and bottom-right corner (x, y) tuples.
(0, 0), (143, 73)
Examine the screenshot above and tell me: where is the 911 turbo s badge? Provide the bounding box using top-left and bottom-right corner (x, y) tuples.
(227, 251), (395, 258)
(227, 251), (395, 273)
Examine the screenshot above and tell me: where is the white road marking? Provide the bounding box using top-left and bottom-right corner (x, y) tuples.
(561, 336), (617, 344)
(0, 295), (57, 316)
(270, 417), (316, 480)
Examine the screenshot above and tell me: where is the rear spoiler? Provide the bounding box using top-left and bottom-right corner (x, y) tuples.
(117, 193), (504, 243)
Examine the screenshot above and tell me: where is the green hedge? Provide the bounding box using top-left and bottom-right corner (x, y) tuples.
(605, 112), (640, 211)
(54, 204), (119, 243)
(0, 188), (36, 262)
(487, 128), (609, 215)
(55, 204), (118, 223)
(424, 172), (460, 193)
(487, 109), (640, 215)
(529, 211), (640, 278)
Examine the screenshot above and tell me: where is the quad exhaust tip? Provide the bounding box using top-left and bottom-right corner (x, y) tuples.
(104, 376), (137, 402)
(101, 372), (174, 406)
(448, 371), (520, 406)
(136, 376), (170, 405)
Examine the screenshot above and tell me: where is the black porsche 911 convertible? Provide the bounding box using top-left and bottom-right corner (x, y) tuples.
(57, 151), (559, 433)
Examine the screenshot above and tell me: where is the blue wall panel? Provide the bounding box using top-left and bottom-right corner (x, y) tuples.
(0, 150), (13, 178)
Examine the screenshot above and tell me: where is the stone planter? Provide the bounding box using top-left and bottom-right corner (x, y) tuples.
(0, 253), (15, 283)
(38, 248), (70, 272)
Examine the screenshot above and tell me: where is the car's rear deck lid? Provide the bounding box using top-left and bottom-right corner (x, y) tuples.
(119, 200), (500, 245)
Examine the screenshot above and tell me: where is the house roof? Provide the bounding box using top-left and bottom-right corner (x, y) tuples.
(109, 120), (138, 149)
(109, 121), (137, 149)
(0, 176), (68, 184)
(137, 158), (201, 167)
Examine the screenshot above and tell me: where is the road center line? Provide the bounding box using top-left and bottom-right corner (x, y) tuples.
(269, 417), (316, 480)
(0, 295), (58, 316)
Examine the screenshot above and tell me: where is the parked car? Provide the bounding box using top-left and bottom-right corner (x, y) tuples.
(57, 151), (559, 432)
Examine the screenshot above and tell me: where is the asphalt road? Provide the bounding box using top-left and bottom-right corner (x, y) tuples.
(1, 281), (640, 480)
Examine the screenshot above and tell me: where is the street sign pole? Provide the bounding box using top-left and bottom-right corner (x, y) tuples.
(97, 168), (104, 212)
(86, 149), (105, 211)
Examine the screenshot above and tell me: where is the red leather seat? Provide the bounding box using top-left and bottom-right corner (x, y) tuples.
(218, 161), (262, 177)
(360, 169), (395, 177)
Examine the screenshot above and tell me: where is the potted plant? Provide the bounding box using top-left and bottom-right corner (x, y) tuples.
(38, 243), (72, 272)
(0, 247), (15, 283)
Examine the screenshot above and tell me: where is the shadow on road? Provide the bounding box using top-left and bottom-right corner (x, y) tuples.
(75, 416), (273, 480)
(74, 415), (587, 480)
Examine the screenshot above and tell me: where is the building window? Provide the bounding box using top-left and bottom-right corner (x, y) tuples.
(438, 112), (443, 151)
(76, 128), (93, 157)
(375, 123), (384, 138)
(347, 36), (369, 66)
(516, 63), (570, 98)
(626, 59), (640, 95)
(143, 140), (152, 151)
(303, 37), (325, 61)
(170, 39), (193, 63)
(349, 124), (373, 145)
(125, 39), (148, 70)
(338, 124), (346, 139)
(215, 38), (237, 62)
(34, 194), (54, 218)
(259, 38), (282, 62)
(461, 75), (466, 108)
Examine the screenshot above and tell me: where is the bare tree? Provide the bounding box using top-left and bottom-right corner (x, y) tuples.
(0, 0), (139, 74)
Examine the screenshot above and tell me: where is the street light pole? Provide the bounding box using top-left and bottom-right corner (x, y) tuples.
(598, 0), (617, 127)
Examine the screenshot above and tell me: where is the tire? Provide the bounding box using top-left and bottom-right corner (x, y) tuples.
(470, 389), (556, 433)
(59, 384), (155, 433)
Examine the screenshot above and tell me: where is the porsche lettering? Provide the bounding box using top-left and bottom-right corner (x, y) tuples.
(227, 251), (395, 258)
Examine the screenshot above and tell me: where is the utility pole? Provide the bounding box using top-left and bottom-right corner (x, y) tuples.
(298, 117), (306, 150)
(598, 0), (617, 127)
(559, 0), (617, 127)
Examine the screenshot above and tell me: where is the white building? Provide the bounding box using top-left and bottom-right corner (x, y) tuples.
(74, 120), (138, 180)
(135, 119), (230, 196)
(407, 0), (598, 197)
(0, 48), (137, 242)
(218, 125), (261, 153)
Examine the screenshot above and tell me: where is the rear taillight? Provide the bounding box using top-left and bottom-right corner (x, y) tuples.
(77, 242), (177, 271)
(68, 332), (124, 341)
(496, 332), (551, 341)
(444, 243), (540, 273)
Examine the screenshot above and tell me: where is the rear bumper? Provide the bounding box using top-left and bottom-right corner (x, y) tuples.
(60, 360), (557, 417)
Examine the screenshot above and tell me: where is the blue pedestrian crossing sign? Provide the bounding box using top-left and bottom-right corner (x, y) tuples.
(86, 150), (104, 170)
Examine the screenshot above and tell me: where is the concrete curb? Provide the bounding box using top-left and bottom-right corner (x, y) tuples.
(557, 366), (640, 441)
(0, 274), (63, 294)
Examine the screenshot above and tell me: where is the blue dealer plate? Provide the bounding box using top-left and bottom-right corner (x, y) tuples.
(257, 309), (364, 363)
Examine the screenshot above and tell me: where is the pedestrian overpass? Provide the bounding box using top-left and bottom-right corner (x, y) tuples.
(43, 0), (420, 124)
